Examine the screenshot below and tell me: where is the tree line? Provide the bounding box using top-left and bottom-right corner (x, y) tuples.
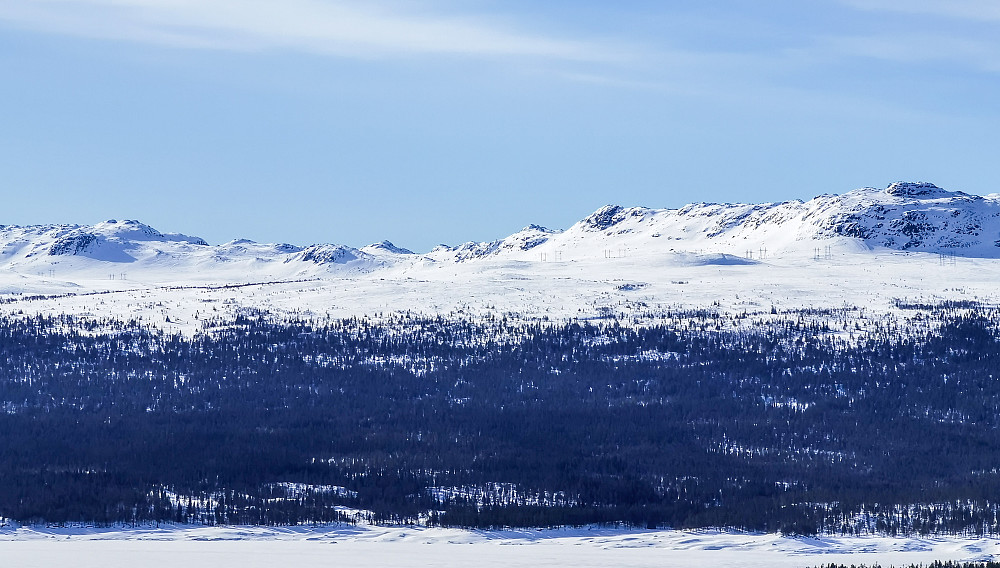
(0, 307), (999, 532)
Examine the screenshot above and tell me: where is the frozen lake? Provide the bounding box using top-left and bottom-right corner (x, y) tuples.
(2, 524), (997, 567)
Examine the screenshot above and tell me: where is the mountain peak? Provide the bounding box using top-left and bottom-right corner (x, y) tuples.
(581, 205), (626, 231)
(884, 181), (958, 199)
(94, 219), (162, 238)
(363, 240), (414, 255)
(7, 180), (1000, 274)
(521, 224), (553, 233)
(92, 219), (208, 246)
(290, 244), (366, 265)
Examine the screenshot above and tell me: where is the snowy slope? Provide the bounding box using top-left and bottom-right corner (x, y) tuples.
(423, 181), (1000, 263)
(1, 182), (997, 275)
(0, 220), (416, 283)
(1, 182), (999, 332)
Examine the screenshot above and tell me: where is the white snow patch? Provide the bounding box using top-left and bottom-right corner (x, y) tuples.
(0, 525), (998, 567)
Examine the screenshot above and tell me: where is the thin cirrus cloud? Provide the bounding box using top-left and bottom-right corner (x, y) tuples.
(829, 0), (1000, 72)
(839, 0), (1000, 22)
(0, 0), (623, 62)
(821, 33), (1000, 72)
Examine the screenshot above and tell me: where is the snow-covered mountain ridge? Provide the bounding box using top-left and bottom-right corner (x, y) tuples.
(538, 181), (1000, 259)
(419, 181), (1000, 262)
(3, 181), (1000, 333)
(3, 182), (999, 276)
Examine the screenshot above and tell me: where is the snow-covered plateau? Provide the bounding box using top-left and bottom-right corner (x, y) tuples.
(2, 523), (999, 568)
(1, 182), (998, 334)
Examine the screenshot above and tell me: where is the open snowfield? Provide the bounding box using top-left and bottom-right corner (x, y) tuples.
(2, 185), (999, 333)
(2, 524), (999, 568)
(0, 248), (995, 335)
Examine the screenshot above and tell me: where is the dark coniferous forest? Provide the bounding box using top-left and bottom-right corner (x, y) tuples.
(2, 305), (1000, 534)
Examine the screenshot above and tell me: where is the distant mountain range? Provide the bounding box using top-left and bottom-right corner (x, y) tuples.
(2, 181), (999, 280)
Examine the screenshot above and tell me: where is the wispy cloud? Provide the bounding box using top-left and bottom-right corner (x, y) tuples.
(830, 0), (1000, 72)
(0, 0), (623, 62)
(820, 33), (1000, 72)
(839, 0), (1000, 22)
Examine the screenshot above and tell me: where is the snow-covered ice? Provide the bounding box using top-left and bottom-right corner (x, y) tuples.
(2, 524), (999, 567)
(0, 523), (995, 567)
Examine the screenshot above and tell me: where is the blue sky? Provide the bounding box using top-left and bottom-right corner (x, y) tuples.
(2, 1), (999, 251)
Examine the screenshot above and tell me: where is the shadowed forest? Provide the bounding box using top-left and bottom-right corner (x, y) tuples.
(1, 305), (1000, 533)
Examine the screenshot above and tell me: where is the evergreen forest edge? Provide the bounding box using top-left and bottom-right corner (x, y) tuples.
(1, 303), (1000, 535)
